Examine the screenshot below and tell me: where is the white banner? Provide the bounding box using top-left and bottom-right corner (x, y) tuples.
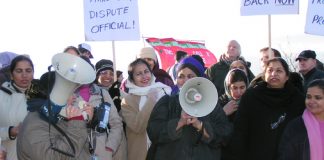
(305, 0), (324, 36)
(241, 0), (299, 16)
(83, 0), (140, 41)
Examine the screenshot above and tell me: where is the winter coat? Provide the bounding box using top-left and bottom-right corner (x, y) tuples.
(120, 93), (159, 160)
(277, 117), (310, 160)
(73, 84), (126, 160)
(205, 61), (230, 96)
(152, 65), (174, 88)
(0, 82), (28, 160)
(17, 111), (91, 160)
(146, 95), (232, 160)
(225, 81), (305, 160)
(302, 67), (324, 92)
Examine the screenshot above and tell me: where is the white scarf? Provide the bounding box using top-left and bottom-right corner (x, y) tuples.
(126, 76), (171, 110)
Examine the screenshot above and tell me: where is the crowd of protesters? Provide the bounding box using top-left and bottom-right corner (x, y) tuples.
(0, 40), (324, 160)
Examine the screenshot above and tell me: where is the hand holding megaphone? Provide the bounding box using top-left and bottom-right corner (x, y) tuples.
(65, 102), (94, 121)
(177, 110), (202, 131)
(0, 148), (6, 160)
(0, 138), (6, 160)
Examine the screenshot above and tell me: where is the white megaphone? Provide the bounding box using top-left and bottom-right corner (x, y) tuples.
(179, 77), (218, 117)
(50, 53), (96, 117)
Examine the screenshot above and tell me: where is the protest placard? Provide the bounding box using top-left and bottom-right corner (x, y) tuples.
(305, 0), (324, 36)
(241, 0), (299, 15)
(84, 0), (140, 41)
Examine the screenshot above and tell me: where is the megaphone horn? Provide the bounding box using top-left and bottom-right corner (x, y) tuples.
(50, 53), (96, 116)
(179, 77), (218, 117)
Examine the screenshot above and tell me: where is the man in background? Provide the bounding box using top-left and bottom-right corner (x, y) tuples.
(296, 50), (324, 91)
(205, 40), (241, 96)
(259, 47), (281, 71)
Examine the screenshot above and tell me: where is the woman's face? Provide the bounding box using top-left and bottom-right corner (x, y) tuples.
(230, 61), (247, 75)
(97, 69), (114, 87)
(229, 81), (246, 100)
(264, 61), (288, 88)
(133, 63), (152, 87)
(176, 67), (197, 88)
(306, 86), (324, 120)
(11, 60), (34, 89)
(143, 58), (155, 70)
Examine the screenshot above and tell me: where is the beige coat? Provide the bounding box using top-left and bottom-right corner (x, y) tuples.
(73, 84), (126, 160)
(17, 111), (91, 160)
(121, 94), (157, 160)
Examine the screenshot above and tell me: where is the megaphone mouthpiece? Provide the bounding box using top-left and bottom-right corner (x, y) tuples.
(179, 77), (218, 117)
(185, 88), (202, 103)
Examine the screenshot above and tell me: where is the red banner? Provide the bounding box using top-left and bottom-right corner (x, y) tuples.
(146, 37), (217, 71)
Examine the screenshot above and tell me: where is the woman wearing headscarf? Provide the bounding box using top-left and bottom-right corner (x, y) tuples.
(121, 58), (171, 160)
(219, 69), (249, 160)
(226, 58), (305, 160)
(229, 59), (254, 83)
(278, 79), (324, 160)
(146, 56), (232, 160)
(219, 68), (249, 122)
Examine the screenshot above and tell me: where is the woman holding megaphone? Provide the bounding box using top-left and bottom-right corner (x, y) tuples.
(146, 56), (232, 160)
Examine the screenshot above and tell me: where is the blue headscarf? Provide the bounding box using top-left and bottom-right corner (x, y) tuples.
(176, 56), (205, 77)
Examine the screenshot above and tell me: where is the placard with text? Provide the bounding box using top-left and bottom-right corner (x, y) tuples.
(241, 0), (299, 16)
(305, 0), (324, 36)
(83, 0), (140, 41)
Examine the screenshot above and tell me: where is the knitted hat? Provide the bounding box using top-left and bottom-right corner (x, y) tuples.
(95, 59), (113, 76)
(176, 56), (205, 77)
(137, 47), (157, 62)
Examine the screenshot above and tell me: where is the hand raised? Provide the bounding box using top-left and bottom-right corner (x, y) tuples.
(223, 100), (238, 116)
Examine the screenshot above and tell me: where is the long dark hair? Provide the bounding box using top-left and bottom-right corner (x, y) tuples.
(10, 55), (34, 73)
